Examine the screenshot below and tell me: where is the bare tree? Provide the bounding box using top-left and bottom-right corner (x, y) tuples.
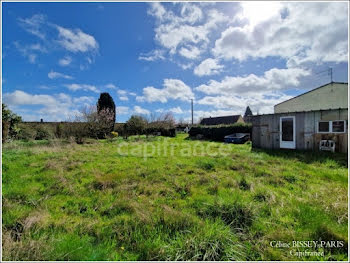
(64, 106), (116, 143)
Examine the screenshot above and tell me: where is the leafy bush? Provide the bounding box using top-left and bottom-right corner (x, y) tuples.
(189, 123), (252, 141)
(17, 126), (36, 141)
(34, 126), (54, 140)
(65, 106), (116, 141)
(125, 115), (148, 136)
(2, 104), (22, 141)
(111, 131), (118, 137)
(55, 124), (64, 138)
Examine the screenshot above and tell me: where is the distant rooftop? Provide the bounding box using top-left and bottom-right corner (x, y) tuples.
(200, 115), (242, 126)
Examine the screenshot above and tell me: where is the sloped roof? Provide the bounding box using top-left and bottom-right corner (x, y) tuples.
(274, 82), (348, 106)
(200, 115), (242, 125)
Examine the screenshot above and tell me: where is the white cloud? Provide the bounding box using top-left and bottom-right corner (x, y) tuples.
(73, 96), (94, 104)
(139, 49), (165, 61)
(119, 96), (129, 101)
(178, 62), (194, 70)
(3, 90), (95, 121)
(48, 70), (73, 80)
(196, 67), (310, 96)
(137, 79), (194, 103)
(17, 14), (99, 67)
(38, 85), (52, 90)
(4, 90), (58, 106)
(117, 89), (130, 101)
(194, 67), (310, 114)
(58, 56), (72, 66)
(18, 14), (46, 39)
(148, 3), (230, 58)
(180, 3), (203, 24)
(133, 105), (150, 115)
(194, 58), (224, 76)
(239, 1), (282, 28)
(179, 46), (201, 59)
(14, 42), (46, 64)
(56, 25), (99, 53)
(105, 83), (117, 89)
(169, 106), (184, 114)
(213, 2), (348, 66)
(117, 89), (127, 95)
(64, 83), (100, 93)
(197, 94), (293, 115)
(147, 2), (168, 21)
(116, 106), (129, 115)
(28, 54), (37, 64)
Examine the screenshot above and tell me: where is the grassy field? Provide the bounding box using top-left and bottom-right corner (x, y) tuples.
(2, 134), (348, 261)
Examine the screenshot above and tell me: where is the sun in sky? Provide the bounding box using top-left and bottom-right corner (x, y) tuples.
(241, 1), (282, 26)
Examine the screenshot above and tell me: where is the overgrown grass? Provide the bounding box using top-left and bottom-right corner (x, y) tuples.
(2, 134), (348, 260)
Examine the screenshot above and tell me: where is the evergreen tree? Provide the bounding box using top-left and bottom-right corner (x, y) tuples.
(97, 92), (116, 123)
(244, 106), (253, 117)
(96, 93), (116, 137)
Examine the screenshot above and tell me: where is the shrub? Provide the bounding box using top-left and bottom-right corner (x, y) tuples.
(69, 106), (116, 140)
(2, 104), (22, 141)
(125, 115), (148, 136)
(34, 126), (54, 140)
(17, 126), (36, 141)
(111, 131), (118, 137)
(2, 121), (10, 141)
(60, 122), (88, 143)
(55, 124), (64, 138)
(189, 123), (252, 141)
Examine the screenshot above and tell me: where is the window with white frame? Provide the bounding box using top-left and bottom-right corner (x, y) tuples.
(318, 120), (346, 133)
(332, 121), (346, 133)
(318, 121), (330, 133)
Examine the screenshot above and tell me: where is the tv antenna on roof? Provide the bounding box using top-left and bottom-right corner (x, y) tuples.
(316, 67), (333, 83)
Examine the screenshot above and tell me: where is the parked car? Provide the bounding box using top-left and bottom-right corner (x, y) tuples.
(224, 133), (250, 144)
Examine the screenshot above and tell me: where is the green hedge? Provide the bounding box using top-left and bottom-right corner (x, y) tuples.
(188, 123), (252, 141)
(114, 124), (176, 138)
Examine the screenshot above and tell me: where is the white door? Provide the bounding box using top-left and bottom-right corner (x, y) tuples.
(280, 116), (296, 149)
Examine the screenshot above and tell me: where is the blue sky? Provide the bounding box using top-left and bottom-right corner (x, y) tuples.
(2, 1), (348, 122)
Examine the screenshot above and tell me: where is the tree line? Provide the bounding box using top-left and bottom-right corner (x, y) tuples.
(2, 92), (177, 143)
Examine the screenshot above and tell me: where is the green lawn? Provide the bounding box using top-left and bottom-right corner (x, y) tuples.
(2, 134), (348, 261)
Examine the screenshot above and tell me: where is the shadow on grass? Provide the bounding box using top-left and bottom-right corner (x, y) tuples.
(251, 147), (348, 168)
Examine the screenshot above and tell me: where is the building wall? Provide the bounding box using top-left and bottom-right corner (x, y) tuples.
(237, 115), (245, 123)
(274, 83), (348, 113)
(252, 109), (348, 153)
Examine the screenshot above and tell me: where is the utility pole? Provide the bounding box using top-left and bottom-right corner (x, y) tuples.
(191, 99), (194, 126)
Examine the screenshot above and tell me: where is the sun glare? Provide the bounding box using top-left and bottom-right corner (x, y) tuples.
(241, 1), (282, 27)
